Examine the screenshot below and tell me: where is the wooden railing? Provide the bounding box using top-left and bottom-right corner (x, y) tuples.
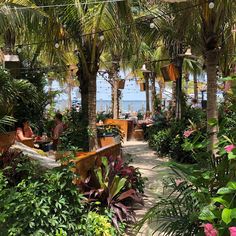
(73, 143), (121, 181)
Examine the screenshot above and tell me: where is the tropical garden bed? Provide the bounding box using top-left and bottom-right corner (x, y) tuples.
(1, 0), (236, 235)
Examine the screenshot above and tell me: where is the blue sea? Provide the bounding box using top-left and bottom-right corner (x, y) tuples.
(96, 100), (146, 113)
(55, 98), (147, 113)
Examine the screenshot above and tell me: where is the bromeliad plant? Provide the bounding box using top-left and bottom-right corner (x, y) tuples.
(79, 157), (144, 228)
(108, 156), (146, 194)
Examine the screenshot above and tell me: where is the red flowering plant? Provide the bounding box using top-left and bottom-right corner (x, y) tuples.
(78, 157), (144, 229)
(108, 156), (147, 194)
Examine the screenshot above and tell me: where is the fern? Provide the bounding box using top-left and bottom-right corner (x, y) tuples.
(136, 178), (204, 236)
(0, 116), (16, 133)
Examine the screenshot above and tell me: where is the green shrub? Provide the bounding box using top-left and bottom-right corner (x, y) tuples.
(199, 180), (236, 236)
(84, 211), (117, 236)
(59, 109), (87, 151)
(0, 165), (89, 235)
(0, 149), (41, 186)
(150, 129), (171, 155)
(147, 106), (206, 163)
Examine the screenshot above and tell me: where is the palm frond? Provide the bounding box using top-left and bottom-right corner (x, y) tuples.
(136, 179), (202, 236)
(0, 116), (16, 133)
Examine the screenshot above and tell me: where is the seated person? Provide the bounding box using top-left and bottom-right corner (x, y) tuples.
(52, 113), (64, 150)
(144, 111), (153, 123)
(16, 118), (34, 142)
(191, 98), (201, 108)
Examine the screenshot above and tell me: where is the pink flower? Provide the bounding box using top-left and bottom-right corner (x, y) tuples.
(224, 144), (236, 153)
(175, 179), (184, 186)
(204, 223), (218, 236)
(183, 129), (194, 138)
(229, 227), (236, 236)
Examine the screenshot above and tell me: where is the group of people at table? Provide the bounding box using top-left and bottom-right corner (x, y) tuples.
(15, 113), (64, 151)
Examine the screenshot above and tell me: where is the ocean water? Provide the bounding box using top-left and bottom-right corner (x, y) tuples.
(97, 100), (146, 113)
(55, 99), (147, 113)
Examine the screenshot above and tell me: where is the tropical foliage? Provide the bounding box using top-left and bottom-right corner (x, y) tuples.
(138, 94), (236, 235)
(79, 156), (144, 228)
(0, 152), (120, 236)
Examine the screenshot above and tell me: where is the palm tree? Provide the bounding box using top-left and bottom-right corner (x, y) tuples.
(47, 0), (135, 150)
(197, 0), (236, 152)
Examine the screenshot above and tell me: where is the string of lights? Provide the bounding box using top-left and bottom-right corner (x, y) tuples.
(6, 0), (126, 10)
(13, 1), (205, 49)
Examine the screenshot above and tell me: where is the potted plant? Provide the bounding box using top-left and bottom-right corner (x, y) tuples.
(97, 125), (122, 147)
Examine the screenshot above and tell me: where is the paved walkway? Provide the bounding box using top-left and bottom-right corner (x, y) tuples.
(123, 140), (170, 236)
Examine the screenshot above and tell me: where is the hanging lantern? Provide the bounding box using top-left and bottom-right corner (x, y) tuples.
(117, 79), (125, 89)
(139, 82), (146, 91)
(161, 63), (179, 82)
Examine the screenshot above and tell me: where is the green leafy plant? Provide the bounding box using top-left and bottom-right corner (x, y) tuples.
(109, 156), (147, 194)
(199, 181), (236, 236)
(0, 164), (90, 235)
(79, 157), (144, 228)
(96, 112), (112, 123)
(0, 149), (41, 186)
(59, 109), (88, 151)
(0, 116), (16, 133)
(139, 179), (203, 236)
(83, 211), (117, 236)
(97, 124), (123, 143)
(147, 104), (206, 163)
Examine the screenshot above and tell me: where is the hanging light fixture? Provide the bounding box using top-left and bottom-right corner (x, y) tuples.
(141, 64), (151, 73)
(16, 46), (22, 53)
(184, 47), (192, 56)
(55, 42), (60, 48)
(208, 0), (215, 9)
(150, 22), (155, 29)
(99, 32), (104, 41)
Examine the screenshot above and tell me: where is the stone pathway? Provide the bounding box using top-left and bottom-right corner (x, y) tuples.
(123, 140), (171, 236)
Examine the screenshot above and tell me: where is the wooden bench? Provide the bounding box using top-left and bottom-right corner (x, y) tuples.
(72, 143), (121, 181)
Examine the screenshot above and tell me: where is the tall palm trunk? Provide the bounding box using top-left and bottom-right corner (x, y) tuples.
(193, 71), (198, 101)
(205, 50), (219, 152)
(171, 81), (176, 117)
(79, 70), (98, 151)
(108, 70), (119, 119)
(144, 73), (150, 113)
(151, 73), (156, 115)
(158, 80), (163, 101)
(110, 59), (120, 119)
(68, 84), (72, 110)
(113, 79), (119, 119)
